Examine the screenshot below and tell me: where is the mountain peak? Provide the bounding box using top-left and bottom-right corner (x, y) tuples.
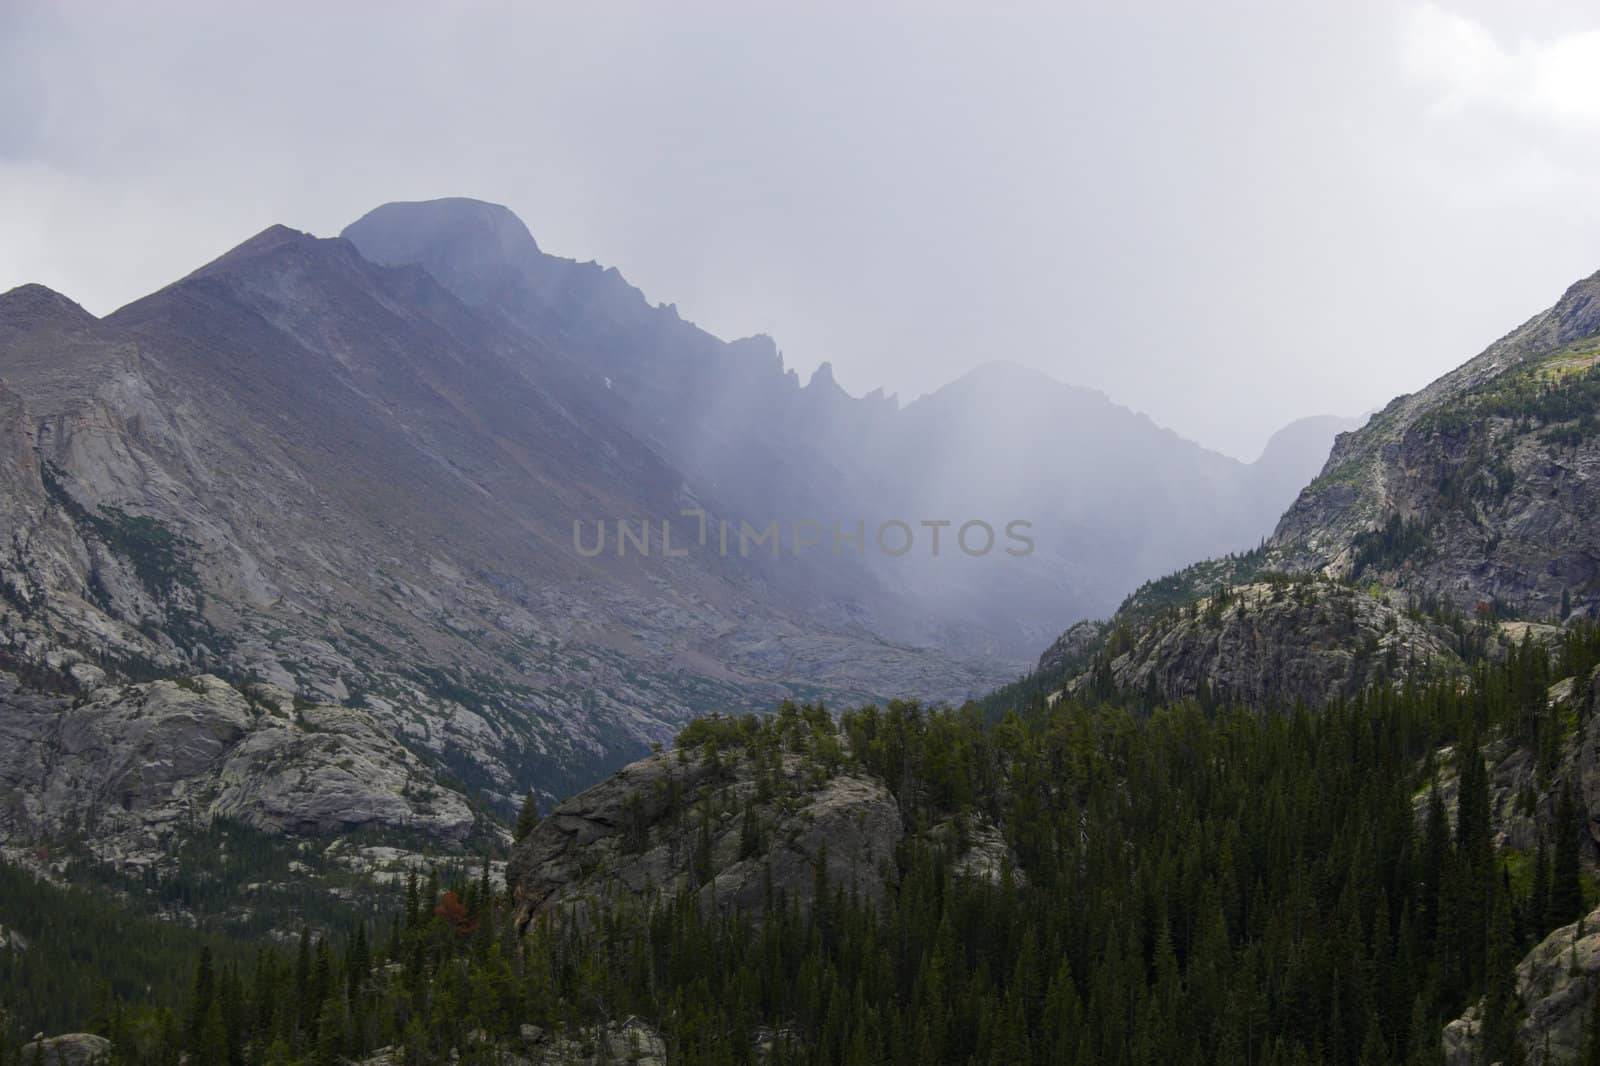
(0, 283), (97, 327)
(1550, 266), (1600, 346)
(342, 198), (540, 268)
(187, 224), (320, 281)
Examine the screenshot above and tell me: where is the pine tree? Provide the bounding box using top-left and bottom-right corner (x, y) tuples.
(1552, 780), (1586, 930)
(1581, 979), (1600, 1066)
(314, 986), (344, 1066)
(405, 869), (420, 930)
(1482, 877), (1525, 1066)
(186, 945), (216, 1050)
(196, 998), (229, 1066)
(515, 790), (541, 842)
(1532, 836), (1552, 938)
(348, 922), (371, 1001)
(739, 800), (763, 860)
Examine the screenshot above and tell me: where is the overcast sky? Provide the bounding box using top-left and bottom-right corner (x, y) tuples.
(3, 1), (1599, 460)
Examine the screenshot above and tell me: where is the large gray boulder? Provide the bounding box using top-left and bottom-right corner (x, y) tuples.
(20, 1033), (111, 1065)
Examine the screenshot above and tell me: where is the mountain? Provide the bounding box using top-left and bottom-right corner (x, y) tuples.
(0, 197), (1350, 856)
(344, 199), (1349, 657)
(0, 223), (1020, 826)
(873, 364), (1359, 653)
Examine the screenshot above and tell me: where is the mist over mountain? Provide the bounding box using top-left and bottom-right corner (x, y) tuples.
(344, 197), (1349, 658)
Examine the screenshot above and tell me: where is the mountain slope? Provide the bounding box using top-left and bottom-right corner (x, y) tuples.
(1273, 269), (1600, 618)
(0, 227), (1008, 817)
(1025, 267), (1600, 710)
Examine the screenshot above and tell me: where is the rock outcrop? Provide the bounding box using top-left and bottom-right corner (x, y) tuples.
(354, 1017), (666, 1066)
(1445, 903), (1600, 1065)
(509, 745), (904, 930)
(1036, 619), (1106, 680)
(19, 1033), (111, 1065)
(1075, 577), (1462, 708)
(506, 718), (1034, 936)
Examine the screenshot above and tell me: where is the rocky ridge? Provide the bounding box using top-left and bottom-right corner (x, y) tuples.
(1036, 268), (1600, 712)
(1274, 269), (1600, 612)
(1068, 576), (1465, 708)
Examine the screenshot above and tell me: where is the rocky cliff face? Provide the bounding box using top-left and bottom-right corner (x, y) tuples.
(0, 671), (478, 864)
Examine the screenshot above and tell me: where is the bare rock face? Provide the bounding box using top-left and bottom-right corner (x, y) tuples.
(929, 812), (1026, 887)
(0, 671), (475, 861)
(1083, 578), (1461, 708)
(508, 745), (905, 931)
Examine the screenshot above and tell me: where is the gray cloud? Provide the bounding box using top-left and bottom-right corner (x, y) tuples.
(3, 0), (1599, 459)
